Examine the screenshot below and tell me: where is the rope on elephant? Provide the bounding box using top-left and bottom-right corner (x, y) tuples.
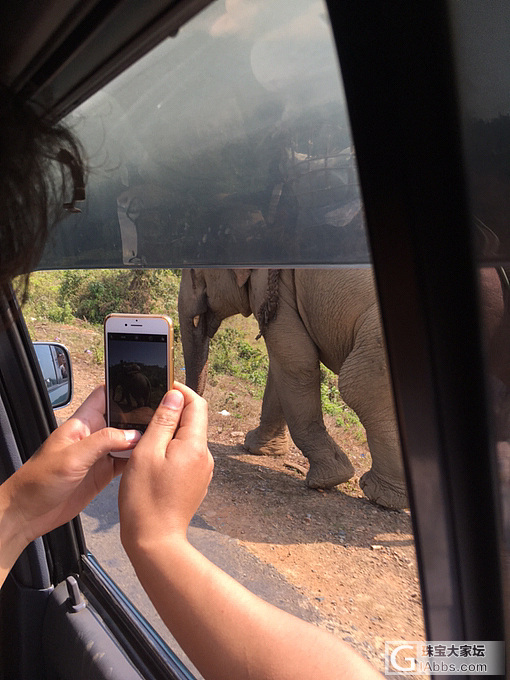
(256, 269), (281, 339)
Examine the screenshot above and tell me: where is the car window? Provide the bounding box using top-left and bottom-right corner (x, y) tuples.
(38, 0), (369, 270)
(28, 0), (425, 676)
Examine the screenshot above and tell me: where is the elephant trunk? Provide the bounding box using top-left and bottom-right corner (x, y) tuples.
(179, 309), (211, 396)
(178, 268), (228, 396)
(193, 353), (209, 396)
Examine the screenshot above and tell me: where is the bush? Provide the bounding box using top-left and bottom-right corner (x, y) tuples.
(210, 327), (268, 392)
(20, 268), (181, 326)
(76, 270), (181, 324)
(73, 271), (147, 323)
(20, 271), (74, 323)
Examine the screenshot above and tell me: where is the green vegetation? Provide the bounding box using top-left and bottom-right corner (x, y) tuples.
(18, 271), (75, 324)
(320, 367), (363, 436)
(22, 269), (181, 330)
(209, 327), (269, 397)
(20, 269), (181, 366)
(20, 269), (362, 435)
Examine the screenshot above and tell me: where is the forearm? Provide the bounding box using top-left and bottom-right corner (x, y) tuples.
(126, 537), (382, 680)
(0, 480), (29, 587)
(0, 386), (133, 590)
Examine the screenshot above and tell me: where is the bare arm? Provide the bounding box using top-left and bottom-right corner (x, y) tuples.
(119, 384), (382, 680)
(0, 386), (140, 587)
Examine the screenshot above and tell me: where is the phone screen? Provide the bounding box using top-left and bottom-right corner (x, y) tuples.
(107, 331), (168, 432)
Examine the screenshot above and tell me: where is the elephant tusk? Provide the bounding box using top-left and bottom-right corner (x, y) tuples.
(193, 315), (200, 328)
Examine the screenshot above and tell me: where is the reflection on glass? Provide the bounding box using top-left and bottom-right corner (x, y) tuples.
(449, 0), (510, 635)
(40, 0), (370, 268)
(449, 0), (510, 266)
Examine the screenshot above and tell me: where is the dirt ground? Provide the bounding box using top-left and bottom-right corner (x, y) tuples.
(33, 319), (425, 672)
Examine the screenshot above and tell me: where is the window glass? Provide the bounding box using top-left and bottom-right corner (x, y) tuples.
(449, 0), (510, 266)
(39, 0), (370, 269)
(449, 0), (510, 628)
(30, 0), (423, 674)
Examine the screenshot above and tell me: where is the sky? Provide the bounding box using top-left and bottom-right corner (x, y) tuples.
(108, 337), (168, 369)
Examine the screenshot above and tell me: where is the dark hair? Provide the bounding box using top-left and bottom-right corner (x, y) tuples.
(0, 84), (86, 299)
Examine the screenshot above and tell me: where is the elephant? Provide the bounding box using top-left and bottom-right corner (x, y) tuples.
(110, 361), (151, 410)
(178, 267), (406, 509)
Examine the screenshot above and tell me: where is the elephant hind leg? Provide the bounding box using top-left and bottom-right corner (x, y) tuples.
(338, 310), (408, 509)
(244, 426), (289, 456)
(302, 423), (354, 488)
(359, 466), (408, 510)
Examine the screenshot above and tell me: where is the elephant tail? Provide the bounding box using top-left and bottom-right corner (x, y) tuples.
(256, 269), (281, 339)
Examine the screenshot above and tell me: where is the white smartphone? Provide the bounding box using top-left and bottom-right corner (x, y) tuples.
(104, 313), (174, 457)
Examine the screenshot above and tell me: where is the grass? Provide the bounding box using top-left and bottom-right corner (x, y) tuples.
(320, 367), (363, 435)
(209, 326), (268, 397)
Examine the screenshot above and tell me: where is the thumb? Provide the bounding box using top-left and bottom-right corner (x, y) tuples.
(135, 390), (185, 455)
(65, 426), (141, 469)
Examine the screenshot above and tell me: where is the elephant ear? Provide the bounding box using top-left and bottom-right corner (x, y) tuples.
(232, 269), (252, 288)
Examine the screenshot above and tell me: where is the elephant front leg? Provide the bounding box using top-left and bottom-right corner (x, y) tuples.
(243, 366), (290, 456)
(265, 328), (354, 489)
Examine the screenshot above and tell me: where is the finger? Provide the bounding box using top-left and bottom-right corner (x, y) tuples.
(112, 457), (128, 478)
(173, 386), (208, 446)
(135, 389), (184, 455)
(173, 380), (200, 400)
(60, 386), (107, 441)
(67, 426), (142, 470)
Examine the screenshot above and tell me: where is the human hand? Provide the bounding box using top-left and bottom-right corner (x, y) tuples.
(118, 382), (213, 554)
(4, 385), (141, 547)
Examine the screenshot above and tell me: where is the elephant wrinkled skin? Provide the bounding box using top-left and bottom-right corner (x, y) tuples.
(178, 268), (407, 509)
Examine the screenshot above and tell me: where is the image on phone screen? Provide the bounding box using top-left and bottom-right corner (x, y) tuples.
(107, 332), (168, 432)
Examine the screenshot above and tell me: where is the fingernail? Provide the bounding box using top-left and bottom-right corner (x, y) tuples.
(163, 390), (184, 410)
(124, 430), (142, 442)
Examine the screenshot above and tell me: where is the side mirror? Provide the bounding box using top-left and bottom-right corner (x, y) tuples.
(33, 342), (73, 409)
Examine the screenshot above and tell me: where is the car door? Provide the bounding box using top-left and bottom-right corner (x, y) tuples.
(0, 285), (198, 680)
(0, 1), (508, 679)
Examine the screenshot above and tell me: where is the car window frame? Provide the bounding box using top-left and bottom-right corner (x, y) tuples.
(327, 0), (505, 652)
